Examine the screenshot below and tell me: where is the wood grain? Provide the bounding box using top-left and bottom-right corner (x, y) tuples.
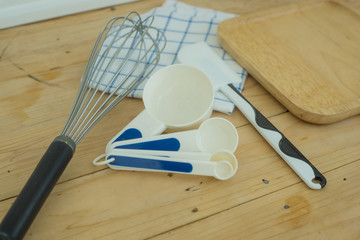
(0, 0), (360, 239)
(151, 159), (360, 240)
(218, 0), (360, 124)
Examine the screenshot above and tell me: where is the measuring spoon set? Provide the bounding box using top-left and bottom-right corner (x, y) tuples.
(94, 65), (239, 180)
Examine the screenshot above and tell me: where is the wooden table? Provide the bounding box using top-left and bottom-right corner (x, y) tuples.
(0, 0), (359, 239)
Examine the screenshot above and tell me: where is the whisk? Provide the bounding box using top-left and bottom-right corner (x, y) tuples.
(0, 12), (166, 240)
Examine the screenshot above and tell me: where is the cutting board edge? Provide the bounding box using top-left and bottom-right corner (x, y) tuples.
(217, 0), (360, 124)
(218, 28), (360, 125)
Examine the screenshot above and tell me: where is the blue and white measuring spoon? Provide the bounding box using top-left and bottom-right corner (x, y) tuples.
(94, 149), (238, 180)
(108, 117), (238, 153)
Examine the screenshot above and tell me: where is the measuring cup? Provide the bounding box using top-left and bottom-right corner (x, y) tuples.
(94, 149), (238, 180)
(108, 64), (214, 144)
(108, 117), (238, 153)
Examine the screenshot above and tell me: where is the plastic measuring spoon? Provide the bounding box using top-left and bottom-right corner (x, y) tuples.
(178, 42), (326, 189)
(108, 117), (238, 153)
(94, 149), (238, 180)
(109, 64), (214, 143)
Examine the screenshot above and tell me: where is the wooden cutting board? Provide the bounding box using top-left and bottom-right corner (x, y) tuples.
(218, 0), (360, 124)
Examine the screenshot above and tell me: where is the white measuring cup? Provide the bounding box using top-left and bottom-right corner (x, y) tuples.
(108, 117), (238, 153)
(94, 149), (238, 180)
(108, 64), (214, 144)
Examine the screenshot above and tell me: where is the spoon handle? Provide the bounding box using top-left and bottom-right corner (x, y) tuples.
(106, 152), (235, 180)
(221, 84), (326, 189)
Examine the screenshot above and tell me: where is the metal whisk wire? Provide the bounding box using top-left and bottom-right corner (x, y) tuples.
(62, 12), (166, 144)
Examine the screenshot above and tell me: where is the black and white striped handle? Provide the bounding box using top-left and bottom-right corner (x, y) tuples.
(221, 84), (326, 189)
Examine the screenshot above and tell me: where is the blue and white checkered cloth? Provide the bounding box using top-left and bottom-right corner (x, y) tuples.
(95, 0), (247, 114)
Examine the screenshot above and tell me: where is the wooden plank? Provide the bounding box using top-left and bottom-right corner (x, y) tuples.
(150, 160), (360, 240)
(0, 0), (164, 76)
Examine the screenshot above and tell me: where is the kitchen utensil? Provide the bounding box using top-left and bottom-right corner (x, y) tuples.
(109, 117), (238, 153)
(178, 42), (326, 190)
(0, 12), (165, 240)
(94, 149), (238, 180)
(94, 117), (238, 174)
(109, 64), (214, 143)
(217, 0), (360, 124)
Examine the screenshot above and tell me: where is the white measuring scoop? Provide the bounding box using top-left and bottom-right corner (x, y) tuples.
(94, 149), (238, 180)
(178, 42), (326, 189)
(108, 117), (238, 153)
(109, 64), (214, 144)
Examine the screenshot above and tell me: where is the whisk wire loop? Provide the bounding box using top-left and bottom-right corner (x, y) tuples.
(65, 23), (137, 138)
(61, 12), (166, 144)
(68, 31), (143, 140)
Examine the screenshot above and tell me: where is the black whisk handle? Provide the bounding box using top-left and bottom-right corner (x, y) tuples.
(0, 136), (75, 240)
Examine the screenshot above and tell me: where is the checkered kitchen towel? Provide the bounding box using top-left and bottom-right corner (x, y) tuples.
(95, 0), (247, 114)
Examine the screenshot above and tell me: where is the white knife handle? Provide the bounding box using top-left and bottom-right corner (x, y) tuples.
(221, 84), (326, 189)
